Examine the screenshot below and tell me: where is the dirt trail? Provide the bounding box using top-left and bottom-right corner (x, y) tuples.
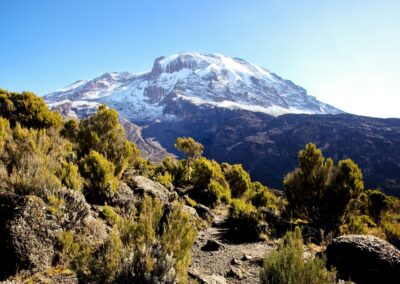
(189, 206), (275, 284)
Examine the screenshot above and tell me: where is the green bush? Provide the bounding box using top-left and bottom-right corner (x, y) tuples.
(0, 90), (62, 129)
(229, 198), (262, 240)
(0, 116), (10, 154)
(77, 105), (140, 177)
(87, 228), (124, 283)
(260, 227), (336, 284)
(340, 214), (377, 235)
(155, 171), (173, 189)
(222, 163), (251, 198)
(175, 137), (204, 180)
(101, 204), (122, 226)
(250, 181), (279, 212)
(58, 161), (84, 191)
(161, 202), (198, 283)
(284, 143), (365, 231)
(79, 150), (118, 204)
(190, 158), (231, 206)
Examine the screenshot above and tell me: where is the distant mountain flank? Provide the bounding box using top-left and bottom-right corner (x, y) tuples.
(44, 52), (400, 196)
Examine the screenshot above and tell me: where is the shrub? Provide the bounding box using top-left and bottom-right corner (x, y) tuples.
(381, 201), (400, 248)
(174, 137), (204, 179)
(222, 163), (251, 198)
(190, 157), (231, 207)
(366, 189), (392, 223)
(79, 150), (118, 204)
(260, 227), (336, 284)
(229, 198), (262, 240)
(101, 204), (122, 226)
(77, 105), (140, 177)
(116, 243), (176, 284)
(339, 214), (376, 235)
(284, 144), (334, 226)
(60, 119), (79, 142)
(0, 116), (10, 154)
(250, 181), (278, 212)
(382, 220), (400, 249)
(0, 90), (62, 129)
(284, 143), (365, 232)
(52, 187), (91, 228)
(161, 202), (197, 283)
(155, 171), (173, 190)
(58, 161), (84, 192)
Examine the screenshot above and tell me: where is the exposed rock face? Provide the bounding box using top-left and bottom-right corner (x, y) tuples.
(326, 235), (400, 283)
(131, 176), (170, 202)
(0, 191), (61, 279)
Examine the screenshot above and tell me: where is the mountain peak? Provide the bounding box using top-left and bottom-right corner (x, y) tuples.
(45, 52), (343, 123)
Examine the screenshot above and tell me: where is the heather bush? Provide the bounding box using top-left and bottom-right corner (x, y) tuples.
(161, 202), (197, 283)
(101, 204), (122, 226)
(79, 150), (118, 204)
(0, 117), (10, 154)
(222, 163), (252, 198)
(229, 198), (262, 240)
(250, 181), (279, 212)
(175, 137), (203, 179)
(190, 157), (231, 206)
(284, 143), (365, 232)
(0, 89), (62, 129)
(77, 105), (140, 177)
(260, 227), (336, 284)
(155, 171), (173, 189)
(58, 161), (84, 192)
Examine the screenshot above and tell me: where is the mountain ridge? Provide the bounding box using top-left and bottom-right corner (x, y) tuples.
(44, 52), (343, 123)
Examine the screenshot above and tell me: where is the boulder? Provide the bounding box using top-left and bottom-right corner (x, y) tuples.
(201, 239), (226, 251)
(326, 235), (400, 283)
(0, 191), (61, 279)
(195, 204), (214, 222)
(189, 268), (227, 284)
(182, 205), (199, 219)
(110, 181), (136, 213)
(131, 176), (170, 202)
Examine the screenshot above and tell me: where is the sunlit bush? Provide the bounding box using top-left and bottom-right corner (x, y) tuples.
(79, 150), (118, 204)
(260, 227), (337, 284)
(190, 157), (231, 206)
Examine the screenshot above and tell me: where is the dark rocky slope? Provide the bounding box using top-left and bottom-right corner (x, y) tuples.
(142, 102), (400, 196)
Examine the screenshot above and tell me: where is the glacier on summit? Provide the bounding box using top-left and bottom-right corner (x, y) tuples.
(44, 52), (343, 123)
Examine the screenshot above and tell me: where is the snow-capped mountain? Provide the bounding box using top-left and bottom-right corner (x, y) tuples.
(43, 53), (400, 196)
(44, 52), (342, 122)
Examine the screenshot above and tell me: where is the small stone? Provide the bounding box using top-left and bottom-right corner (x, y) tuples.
(231, 258), (242, 265)
(242, 254), (253, 261)
(227, 267), (244, 279)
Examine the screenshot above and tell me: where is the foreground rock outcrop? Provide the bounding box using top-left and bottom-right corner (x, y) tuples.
(326, 235), (400, 283)
(0, 191), (61, 279)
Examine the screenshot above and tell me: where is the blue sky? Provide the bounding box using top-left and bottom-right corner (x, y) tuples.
(1, 0), (399, 118)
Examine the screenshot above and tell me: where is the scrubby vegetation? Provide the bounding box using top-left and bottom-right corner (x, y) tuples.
(260, 227), (337, 284)
(0, 90), (196, 283)
(0, 88), (399, 283)
(284, 143), (400, 246)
